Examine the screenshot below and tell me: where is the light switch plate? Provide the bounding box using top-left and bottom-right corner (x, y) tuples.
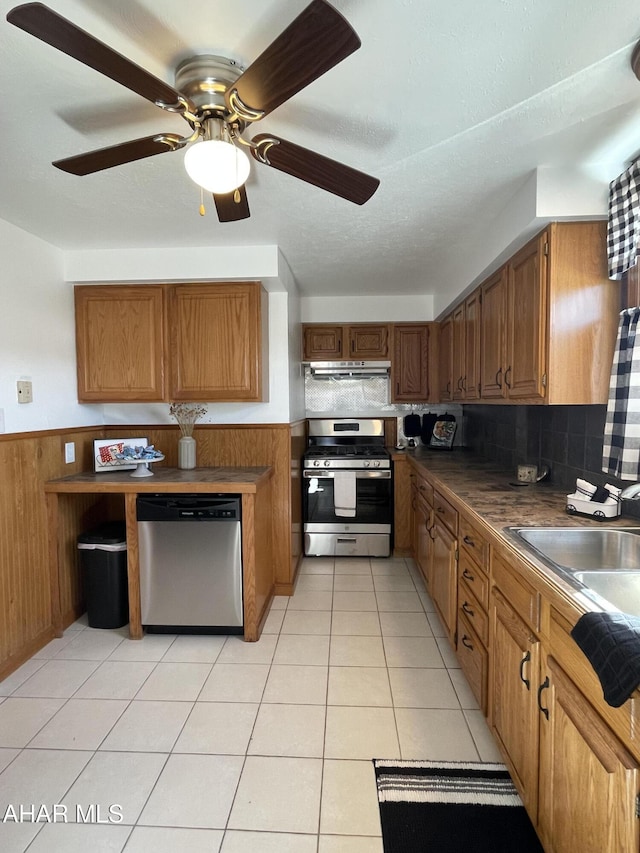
(65, 442), (75, 464)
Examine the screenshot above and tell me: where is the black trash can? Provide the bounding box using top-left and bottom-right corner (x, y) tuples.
(77, 522), (128, 629)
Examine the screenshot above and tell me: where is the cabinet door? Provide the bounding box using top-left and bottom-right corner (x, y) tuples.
(464, 290), (481, 400)
(416, 497), (433, 590)
(169, 282), (265, 402)
(75, 284), (166, 402)
(451, 304), (466, 401)
(438, 315), (453, 401)
(302, 324), (344, 360)
(489, 588), (540, 818)
(348, 325), (389, 359)
(480, 268), (507, 399)
(392, 324), (430, 402)
(538, 656), (640, 853)
(430, 520), (457, 643)
(506, 234), (547, 400)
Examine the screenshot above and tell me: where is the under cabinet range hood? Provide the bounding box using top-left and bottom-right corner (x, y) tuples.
(305, 361), (391, 380)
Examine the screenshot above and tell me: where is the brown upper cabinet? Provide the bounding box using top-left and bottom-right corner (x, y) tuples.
(75, 284), (166, 402)
(391, 323), (435, 402)
(302, 323), (389, 360)
(441, 290), (481, 402)
(168, 283), (267, 402)
(438, 314), (453, 401)
(75, 281), (268, 403)
(442, 221), (619, 405)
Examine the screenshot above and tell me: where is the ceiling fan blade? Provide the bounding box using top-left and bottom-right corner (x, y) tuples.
(251, 134), (379, 205)
(7, 3), (182, 107)
(225, 0), (360, 122)
(213, 186), (250, 222)
(53, 133), (184, 175)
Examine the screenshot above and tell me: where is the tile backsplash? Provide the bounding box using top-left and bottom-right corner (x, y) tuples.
(463, 405), (618, 493)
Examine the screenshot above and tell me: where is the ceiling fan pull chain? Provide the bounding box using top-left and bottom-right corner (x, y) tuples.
(199, 187), (206, 216)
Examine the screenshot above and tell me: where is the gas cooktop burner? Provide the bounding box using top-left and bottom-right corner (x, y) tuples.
(305, 446), (388, 458)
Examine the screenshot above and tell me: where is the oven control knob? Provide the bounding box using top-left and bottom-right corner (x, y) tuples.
(364, 460), (370, 467)
(324, 460), (330, 467)
(313, 460), (321, 467)
(373, 460), (381, 468)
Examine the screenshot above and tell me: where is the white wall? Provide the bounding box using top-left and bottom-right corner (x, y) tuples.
(0, 220), (99, 433)
(302, 295), (434, 322)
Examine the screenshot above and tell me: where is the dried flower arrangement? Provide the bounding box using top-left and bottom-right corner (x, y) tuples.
(169, 403), (208, 437)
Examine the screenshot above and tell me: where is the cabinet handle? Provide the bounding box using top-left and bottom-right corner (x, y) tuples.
(462, 375), (467, 391)
(338, 340), (342, 354)
(397, 382), (400, 394)
(537, 676), (550, 720)
(519, 650), (531, 690)
(457, 376), (464, 390)
(462, 568), (475, 582)
(436, 506), (445, 514)
(504, 366), (512, 389)
(462, 601), (474, 617)
(463, 535), (475, 547)
(495, 367), (503, 388)
(446, 381), (451, 393)
(461, 635), (474, 650)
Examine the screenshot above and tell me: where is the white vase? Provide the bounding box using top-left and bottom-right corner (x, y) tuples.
(178, 435), (196, 469)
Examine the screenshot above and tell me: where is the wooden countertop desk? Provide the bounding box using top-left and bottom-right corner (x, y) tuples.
(45, 467), (274, 641)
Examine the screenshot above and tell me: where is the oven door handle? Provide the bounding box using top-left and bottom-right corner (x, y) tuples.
(303, 470), (391, 479)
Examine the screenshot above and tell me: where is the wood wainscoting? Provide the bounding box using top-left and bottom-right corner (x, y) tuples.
(0, 427), (107, 681)
(0, 421), (303, 683)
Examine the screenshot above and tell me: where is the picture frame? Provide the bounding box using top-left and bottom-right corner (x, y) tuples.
(429, 420), (457, 450)
(93, 438), (148, 472)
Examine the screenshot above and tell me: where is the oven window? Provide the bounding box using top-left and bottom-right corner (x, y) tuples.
(304, 474), (392, 525)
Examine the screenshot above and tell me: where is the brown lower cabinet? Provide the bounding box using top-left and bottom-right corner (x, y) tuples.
(404, 458), (640, 852)
(490, 549), (640, 853)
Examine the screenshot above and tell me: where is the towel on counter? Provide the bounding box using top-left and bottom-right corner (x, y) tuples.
(571, 611), (640, 707)
(333, 471), (356, 518)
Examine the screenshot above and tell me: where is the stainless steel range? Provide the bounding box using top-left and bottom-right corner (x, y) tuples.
(303, 419), (392, 557)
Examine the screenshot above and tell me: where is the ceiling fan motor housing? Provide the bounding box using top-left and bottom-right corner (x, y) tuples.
(175, 54), (244, 120)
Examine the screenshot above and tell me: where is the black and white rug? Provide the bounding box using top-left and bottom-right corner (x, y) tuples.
(373, 759), (544, 853)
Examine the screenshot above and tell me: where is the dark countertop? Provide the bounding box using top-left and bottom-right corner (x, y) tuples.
(45, 466), (273, 494)
(392, 447), (637, 615)
(392, 447), (630, 532)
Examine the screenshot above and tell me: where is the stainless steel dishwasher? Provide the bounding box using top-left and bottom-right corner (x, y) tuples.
(137, 494), (243, 633)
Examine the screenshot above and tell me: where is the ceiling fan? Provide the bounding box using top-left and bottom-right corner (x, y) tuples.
(6, 0), (380, 222)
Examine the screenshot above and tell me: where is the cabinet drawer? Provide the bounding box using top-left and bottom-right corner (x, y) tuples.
(492, 550), (540, 632)
(457, 612), (487, 713)
(416, 475), (433, 507)
(458, 549), (489, 608)
(458, 579), (488, 645)
(459, 515), (489, 570)
(433, 490), (458, 536)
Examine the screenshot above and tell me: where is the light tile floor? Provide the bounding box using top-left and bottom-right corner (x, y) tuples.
(0, 556), (501, 852)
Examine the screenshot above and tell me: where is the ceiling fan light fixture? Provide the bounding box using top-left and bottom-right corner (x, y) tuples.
(184, 138), (250, 194)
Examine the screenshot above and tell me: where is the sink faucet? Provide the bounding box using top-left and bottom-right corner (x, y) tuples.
(620, 483), (640, 499)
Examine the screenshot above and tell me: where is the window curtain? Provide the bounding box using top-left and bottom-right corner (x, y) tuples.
(608, 158), (640, 280)
(602, 308), (640, 479)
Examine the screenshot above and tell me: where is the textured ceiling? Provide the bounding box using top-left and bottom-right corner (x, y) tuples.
(2, 0), (640, 305)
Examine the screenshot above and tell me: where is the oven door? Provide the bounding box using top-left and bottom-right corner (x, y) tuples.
(303, 469), (392, 527)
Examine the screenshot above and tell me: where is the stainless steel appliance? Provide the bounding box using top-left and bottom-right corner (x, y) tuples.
(137, 494), (243, 633)
(303, 418), (392, 557)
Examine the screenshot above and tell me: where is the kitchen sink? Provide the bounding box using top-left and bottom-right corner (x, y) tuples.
(508, 527), (640, 572)
(573, 571), (640, 615)
(506, 526), (640, 616)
